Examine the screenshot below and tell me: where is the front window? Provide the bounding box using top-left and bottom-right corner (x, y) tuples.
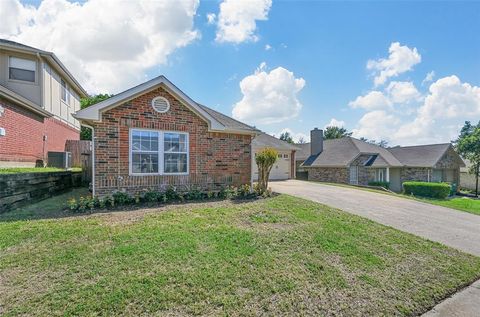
(432, 169), (443, 182)
(130, 129), (188, 175)
(164, 133), (188, 173)
(9, 57), (36, 82)
(375, 169), (386, 182)
(61, 79), (70, 104)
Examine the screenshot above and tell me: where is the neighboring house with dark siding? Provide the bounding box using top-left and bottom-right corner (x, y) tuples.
(74, 75), (259, 197)
(0, 39), (87, 167)
(299, 128), (465, 192)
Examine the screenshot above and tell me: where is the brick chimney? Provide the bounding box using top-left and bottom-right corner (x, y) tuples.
(310, 128), (323, 155)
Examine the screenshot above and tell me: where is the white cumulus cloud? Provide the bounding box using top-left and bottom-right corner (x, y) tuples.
(422, 71), (435, 85)
(395, 75), (480, 143)
(232, 63), (306, 125)
(0, 0), (200, 93)
(324, 118), (346, 129)
(207, 13), (216, 24)
(349, 91), (392, 110)
(215, 0), (272, 44)
(386, 81), (421, 103)
(367, 42), (421, 86)
(352, 110), (400, 141)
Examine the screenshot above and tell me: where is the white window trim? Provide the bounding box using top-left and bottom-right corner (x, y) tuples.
(7, 56), (37, 85)
(129, 128), (189, 176)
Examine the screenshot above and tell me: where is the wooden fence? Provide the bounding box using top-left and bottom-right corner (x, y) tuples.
(65, 140), (92, 184)
(65, 140), (92, 167)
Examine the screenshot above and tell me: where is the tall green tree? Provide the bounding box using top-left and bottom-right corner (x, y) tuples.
(80, 94), (113, 140)
(454, 121), (480, 196)
(279, 131), (294, 144)
(323, 126), (352, 140)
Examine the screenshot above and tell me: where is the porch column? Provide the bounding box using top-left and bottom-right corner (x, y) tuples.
(386, 167), (390, 182)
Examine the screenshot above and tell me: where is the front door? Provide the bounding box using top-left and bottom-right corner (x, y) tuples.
(349, 166), (358, 185)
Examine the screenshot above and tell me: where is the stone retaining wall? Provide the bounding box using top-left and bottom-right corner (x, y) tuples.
(0, 171), (82, 213)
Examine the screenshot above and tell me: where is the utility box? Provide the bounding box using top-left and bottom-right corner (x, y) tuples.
(47, 151), (72, 169)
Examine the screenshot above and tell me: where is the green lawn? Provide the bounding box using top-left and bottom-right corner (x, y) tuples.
(0, 167), (81, 174)
(1, 193), (479, 316)
(415, 197), (480, 216)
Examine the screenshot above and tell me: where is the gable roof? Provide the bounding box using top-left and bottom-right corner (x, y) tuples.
(0, 39), (88, 98)
(388, 143), (456, 167)
(300, 137), (460, 168)
(74, 75), (259, 135)
(350, 138), (403, 166)
(252, 133), (300, 151)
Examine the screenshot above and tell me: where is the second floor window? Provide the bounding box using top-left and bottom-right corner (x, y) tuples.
(61, 79), (70, 104)
(9, 57), (36, 83)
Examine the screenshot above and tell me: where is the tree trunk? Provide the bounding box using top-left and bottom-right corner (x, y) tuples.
(476, 163), (479, 197)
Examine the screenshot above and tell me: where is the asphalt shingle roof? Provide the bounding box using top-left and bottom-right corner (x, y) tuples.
(197, 103), (259, 133)
(388, 143), (451, 167)
(252, 133), (300, 151)
(299, 137), (456, 168)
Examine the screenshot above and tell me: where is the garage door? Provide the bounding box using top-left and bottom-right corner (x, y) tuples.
(253, 153), (290, 181)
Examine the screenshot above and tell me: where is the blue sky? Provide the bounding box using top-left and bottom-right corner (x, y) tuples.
(2, 0), (480, 145)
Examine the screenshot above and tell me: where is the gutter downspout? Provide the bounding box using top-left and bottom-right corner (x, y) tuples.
(250, 136), (254, 192)
(82, 123), (95, 197)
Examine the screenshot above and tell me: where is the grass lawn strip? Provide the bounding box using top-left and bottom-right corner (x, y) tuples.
(0, 167), (81, 174)
(0, 194), (479, 316)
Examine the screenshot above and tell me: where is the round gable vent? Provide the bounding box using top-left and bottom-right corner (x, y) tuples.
(151, 96), (170, 113)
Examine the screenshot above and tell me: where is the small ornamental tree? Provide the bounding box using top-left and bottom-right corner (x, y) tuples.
(255, 148), (278, 193)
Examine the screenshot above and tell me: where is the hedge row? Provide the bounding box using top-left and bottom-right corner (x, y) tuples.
(403, 181), (451, 199)
(367, 181), (390, 189)
(67, 184), (269, 212)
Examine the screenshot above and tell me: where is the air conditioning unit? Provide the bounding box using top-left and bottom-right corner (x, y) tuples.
(47, 151), (72, 169)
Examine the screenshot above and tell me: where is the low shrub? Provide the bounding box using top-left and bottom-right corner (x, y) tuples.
(237, 184), (252, 198)
(403, 181), (451, 199)
(368, 181), (390, 189)
(185, 186), (204, 201)
(113, 191), (134, 205)
(165, 186), (179, 201)
(219, 186), (237, 199)
(66, 184), (259, 213)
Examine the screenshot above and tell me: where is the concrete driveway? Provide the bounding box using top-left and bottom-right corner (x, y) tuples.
(270, 180), (480, 256)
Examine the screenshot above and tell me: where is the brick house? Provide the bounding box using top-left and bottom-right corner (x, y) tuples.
(299, 128), (465, 192)
(74, 76), (259, 197)
(0, 39), (87, 167)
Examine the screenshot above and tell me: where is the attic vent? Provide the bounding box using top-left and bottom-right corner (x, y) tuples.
(151, 97), (170, 113)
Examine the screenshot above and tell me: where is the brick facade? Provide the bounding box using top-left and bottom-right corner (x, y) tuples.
(92, 86), (253, 196)
(0, 97), (79, 166)
(307, 167), (349, 183)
